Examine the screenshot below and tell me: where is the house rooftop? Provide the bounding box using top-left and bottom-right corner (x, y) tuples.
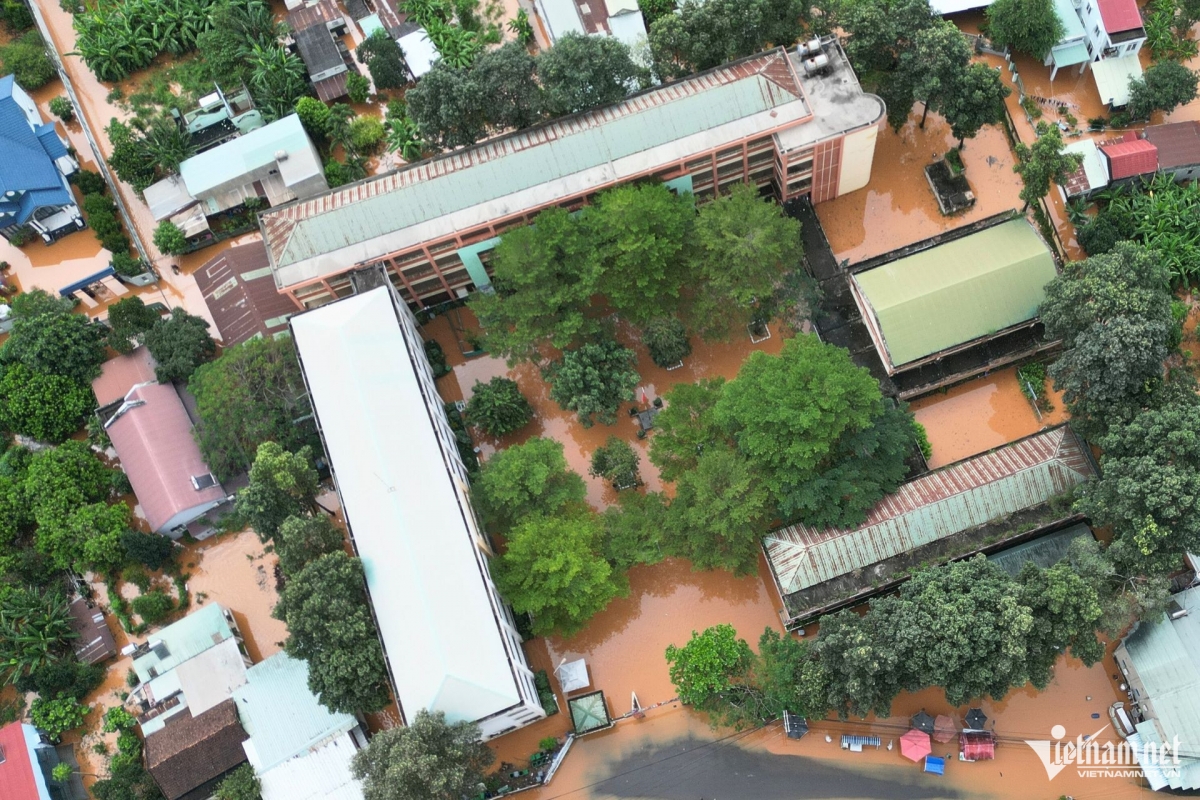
(193, 241), (298, 346)
(850, 218), (1057, 370)
(131, 603), (235, 683)
(180, 114), (314, 199)
(1097, 0), (1143, 33)
(763, 425), (1096, 602)
(0, 723), (47, 800)
(1100, 137), (1158, 180)
(1142, 121), (1200, 170)
(261, 48), (818, 288)
(145, 699), (249, 800)
(92, 347), (158, 407)
(67, 596), (117, 665)
(105, 383), (226, 533)
(0, 75), (74, 227)
(1061, 138), (1110, 197)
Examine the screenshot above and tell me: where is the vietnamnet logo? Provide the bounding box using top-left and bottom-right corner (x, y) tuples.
(1024, 724), (1183, 780)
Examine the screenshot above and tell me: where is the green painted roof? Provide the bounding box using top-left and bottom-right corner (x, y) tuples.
(131, 603), (233, 682)
(1121, 586), (1200, 790)
(853, 219), (1057, 368)
(764, 426), (1095, 597)
(986, 523), (1092, 578)
(233, 653), (358, 772)
(568, 691), (611, 734)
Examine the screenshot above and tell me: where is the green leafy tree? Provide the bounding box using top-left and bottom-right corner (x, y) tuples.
(405, 61), (487, 150)
(638, 0), (676, 25)
(537, 32), (638, 116)
(247, 42), (310, 121)
(91, 760), (161, 800)
(273, 551), (391, 714)
(474, 437), (586, 529)
(357, 28), (409, 90)
(295, 96), (332, 145)
(986, 0), (1065, 58)
(189, 336), (317, 481)
(586, 183), (695, 324)
(1127, 60), (1199, 120)
(0, 588), (76, 685)
(131, 590), (174, 625)
(642, 317), (692, 368)
(351, 710), (493, 800)
(36, 501), (129, 572)
(601, 490), (669, 570)
(691, 183), (806, 340)
(236, 442), (319, 542)
(121, 530), (175, 571)
(144, 308), (217, 383)
(1039, 242), (1173, 438)
(667, 447), (771, 574)
(105, 120), (156, 193)
(715, 335), (912, 526)
(647, 378), (726, 480)
(941, 62), (1012, 147)
(493, 511), (623, 636)
(0, 364), (93, 443)
(25, 440), (113, 528)
(106, 296), (160, 354)
(0, 31), (55, 89)
(2, 289), (106, 384)
(215, 764), (261, 800)
(469, 208), (600, 362)
(464, 377), (532, 437)
(545, 340), (640, 427)
(1018, 559), (1105, 686)
(589, 435), (641, 488)
(275, 515), (344, 577)
(1013, 122), (1082, 209)
(346, 72), (370, 104)
(838, 0), (935, 75)
(1078, 400), (1200, 575)
(647, 0), (806, 80)
(324, 103), (355, 155)
(506, 7), (533, 44)
(665, 624), (754, 707)
(907, 20), (972, 128)
(49, 96), (73, 122)
(473, 43), (543, 130)
(349, 116), (386, 154)
(16, 659), (104, 703)
(29, 695), (88, 742)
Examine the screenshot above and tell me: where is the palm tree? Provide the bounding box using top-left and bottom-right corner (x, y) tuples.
(0, 588), (78, 685)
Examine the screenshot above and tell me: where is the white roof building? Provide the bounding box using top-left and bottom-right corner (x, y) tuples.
(289, 279), (545, 740)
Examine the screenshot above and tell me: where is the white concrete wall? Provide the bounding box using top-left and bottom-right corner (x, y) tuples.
(1078, 0), (1145, 60)
(837, 124), (879, 197)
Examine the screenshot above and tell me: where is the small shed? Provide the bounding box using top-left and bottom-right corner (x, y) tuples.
(398, 27), (437, 80)
(1091, 55), (1144, 108)
(67, 596), (117, 665)
(1100, 137), (1158, 181)
(961, 731), (996, 761)
(568, 690), (612, 735)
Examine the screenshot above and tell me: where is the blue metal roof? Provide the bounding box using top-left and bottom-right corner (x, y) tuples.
(0, 74), (74, 225)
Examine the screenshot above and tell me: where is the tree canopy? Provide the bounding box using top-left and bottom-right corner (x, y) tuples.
(274, 515), (344, 577)
(647, 0), (807, 80)
(106, 297), (160, 355)
(545, 340), (640, 427)
(0, 364), (94, 444)
(1128, 60), (1199, 121)
(1, 290), (106, 385)
(667, 447), (771, 574)
(986, 0), (1065, 58)
(473, 437), (587, 530)
(236, 443), (320, 542)
(352, 710), (493, 800)
(1013, 122), (1082, 209)
(357, 28), (409, 89)
(144, 308), (217, 384)
(537, 32), (640, 116)
(464, 377), (533, 438)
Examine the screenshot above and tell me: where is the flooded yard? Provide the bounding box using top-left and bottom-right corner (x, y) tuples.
(911, 366), (1068, 468)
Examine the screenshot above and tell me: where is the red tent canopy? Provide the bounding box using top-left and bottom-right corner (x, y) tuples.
(900, 728), (932, 762)
(962, 731), (996, 761)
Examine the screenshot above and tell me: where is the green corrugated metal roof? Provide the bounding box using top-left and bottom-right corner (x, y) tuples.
(854, 219), (1057, 367)
(233, 653), (358, 772)
(1121, 586), (1200, 789)
(1051, 42), (1091, 68)
(1053, 0), (1087, 41)
(181, 114), (311, 198)
(275, 73), (799, 269)
(986, 523), (1092, 577)
(131, 603), (233, 682)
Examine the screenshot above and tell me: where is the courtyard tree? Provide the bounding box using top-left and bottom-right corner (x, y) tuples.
(1013, 122), (1082, 209)
(351, 710), (493, 800)
(493, 511), (624, 636)
(473, 437), (586, 529)
(405, 62), (488, 150)
(237, 442), (320, 542)
(469, 207), (600, 362)
(666, 447), (771, 575)
(641, 316), (692, 368)
(537, 32), (640, 116)
(464, 376), (533, 437)
(105, 296), (160, 354)
(691, 183), (807, 340)
(545, 340), (640, 427)
(473, 43), (543, 131)
(586, 183), (695, 324)
(357, 28), (409, 89)
(985, 0), (1065, 59)
(1127, 60), (1200, 120)
(907, 20), (972, 128)
(589, 436), (641, 489)
(1018, 559), (1106, 685)
(0, 364), (93, 444)
(941, 62), (1012, 147)
(647, 377), (726, 480)
(273, 551), (391, 714)
(1038, 242), (1173, 437)
(601, 490), (670, 570)
(665, 624), (754, 708)
(1, 290), (106, 385)
(274, 515), (344, 577)
(35, 501), (129, 573)
(144, 308), (217, 383)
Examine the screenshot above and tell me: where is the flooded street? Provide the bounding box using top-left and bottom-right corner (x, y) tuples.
(911, 366), (1068, 468)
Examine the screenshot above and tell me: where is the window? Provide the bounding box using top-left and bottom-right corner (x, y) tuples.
(191, 473), (218, 490)
(1093, 24), (1100, 36)
(1085, 3), (1091, 12)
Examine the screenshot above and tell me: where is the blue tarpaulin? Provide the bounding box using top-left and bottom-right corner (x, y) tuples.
(924, 756), (946, 775)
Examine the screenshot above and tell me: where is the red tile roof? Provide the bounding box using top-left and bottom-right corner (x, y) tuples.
(92, 347), (157, 407)
(1098, 0), (1143, 33)
(193, 241), (298, 347)
(1100, 138), (1158, 179)
(1142, 121), (1200, 169)
(106, 383), (226, 533)
(0, 723), (40, 800)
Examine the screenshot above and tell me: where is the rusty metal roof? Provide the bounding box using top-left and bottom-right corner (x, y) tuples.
(194, 241), (298, 346)
(763, 425), (1095, 596)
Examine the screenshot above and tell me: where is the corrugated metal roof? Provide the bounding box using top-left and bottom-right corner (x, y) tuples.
(852, 219), (1057, 368)
(262, 49), (806, 277)
(180, 114), (316, 199)
(258, 731), (363, 800)
(986, 522), (1092, 577)
(1101, 138), (1158, 180)
(1122, 586), (1200, 790)
(1092, 55), (1144, 107)
(132, 603), (234, 683)
(763, 426), (1095, 596)
(194, 242), (298, 346)
(234, 653), (358, 773)
(1142, 121), (1200, 170)
(0, 723), (44, 800)
(1098, 0), (1143, 32)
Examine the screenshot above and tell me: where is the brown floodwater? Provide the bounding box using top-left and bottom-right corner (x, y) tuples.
(910, 366), (1068, 468)
(424, 307), (785, 510)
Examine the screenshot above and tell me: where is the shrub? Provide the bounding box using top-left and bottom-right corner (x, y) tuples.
(464, 377), (532, 437)
(153, 220), (188, 256)
(121, 530), (175, 570)
(120, 564), (152, 592)
(423, 338), (450, 377)
(110, 251), (147, 278)
(349, 115), (385, 154)
(14, 659), (103, 701)
(102, 706), (137, 733)
(589, 435), (641, 488)
(131, 589), (174, 625)
(48, 96), (74, 121)
(912, 421), (932, 462)
(73, 169), (106, 196)
(0, 31), (55, 89)
(2, 0), (35, 30)
(29, 695), (88, 742)
(642, 316), (691, 368)
(346, 72), (370, 104)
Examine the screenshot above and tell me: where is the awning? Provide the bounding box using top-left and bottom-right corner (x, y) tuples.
(1051, 41), (1091, 68)
(1092, 55), (1144, 108)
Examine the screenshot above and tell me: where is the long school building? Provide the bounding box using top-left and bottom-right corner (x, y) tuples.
(260, 42), (885, 310)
